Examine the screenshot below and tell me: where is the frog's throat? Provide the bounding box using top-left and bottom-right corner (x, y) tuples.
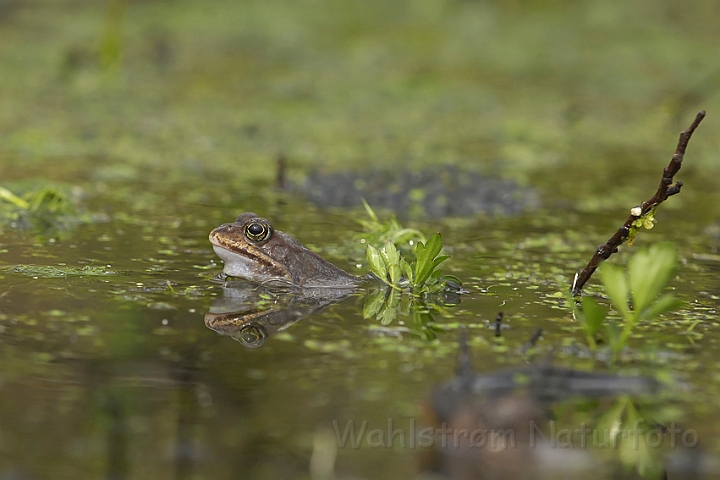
(211, 245), (294, 285)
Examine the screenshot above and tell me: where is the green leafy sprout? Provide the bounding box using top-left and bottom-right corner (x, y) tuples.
(569, 242), (683, 358)
(358, 201), (463, 331)
(627, 205), (657, 246)
(359, 200), (460, 294)
(366, 233), (460, 295)
(0, 185), (76, 216)
(355, 199), (425, 257)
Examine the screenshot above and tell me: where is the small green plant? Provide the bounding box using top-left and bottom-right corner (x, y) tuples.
(0, 183), (84, 236)
(569, 243), (683, 357)
(1, 184), (77, 216)
(589, 396), (665, 479)
(358, 201), (462, 329)
(355, 199), (425, 257)
(365, 234), (460, 295)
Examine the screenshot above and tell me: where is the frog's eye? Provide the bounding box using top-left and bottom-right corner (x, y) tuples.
(245, 222), (271, 242)
(237, 324), (266, 348)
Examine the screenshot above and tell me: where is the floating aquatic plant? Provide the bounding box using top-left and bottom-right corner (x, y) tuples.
(0, 264), (115, 278)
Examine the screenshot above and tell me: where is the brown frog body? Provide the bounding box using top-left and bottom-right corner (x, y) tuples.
(209, 212), (359, 288)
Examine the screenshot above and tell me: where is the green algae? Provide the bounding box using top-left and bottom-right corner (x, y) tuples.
(0, 264), (114, 278)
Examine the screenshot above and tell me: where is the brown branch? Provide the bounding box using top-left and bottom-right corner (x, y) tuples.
(571, 110), (706, 296)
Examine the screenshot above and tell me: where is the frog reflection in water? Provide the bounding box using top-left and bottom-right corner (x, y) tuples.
(209, 212), (360, 288)
(205, 280), (355, 348)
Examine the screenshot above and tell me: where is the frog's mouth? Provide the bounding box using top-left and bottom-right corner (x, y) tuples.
(209, 232), (294, 285)
(211, 245), (259, 277)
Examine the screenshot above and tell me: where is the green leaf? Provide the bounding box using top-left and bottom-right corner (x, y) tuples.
(640, 294), (683, 321)
(387, 287), (401, 309)
(393, 228), (426, 245)
(605, 318), (622, 353)
(414, 267), (432, 287)
(414, 236), (444, 287)
(400, 258), (414, 282)
(431, 255), (449, 270)
(415, 239), (426, 261)
(366, 244), (388, 283)
(598, 262), (631, 321)
(0, 187), (30, 209)
(378, 305), (397, 325)
(376, 289), (401, 324)
(361, 198), (378, 222)
(380, 241), (400, 267)
(362, 290), (386, 319)
(441, 274), (462, 285)
(618, 402), (663, 479)
(628, 243), (677, 313)
(411, 309), (437, 340)
(596, 397), (628, 445)
(581, 296), (606, 338)
(388, 263), (402, 285)
(424, 233), (443, 259)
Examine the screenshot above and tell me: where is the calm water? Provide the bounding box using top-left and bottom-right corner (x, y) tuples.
(3, 0), (720, 478)
(1, 173), (719, 479)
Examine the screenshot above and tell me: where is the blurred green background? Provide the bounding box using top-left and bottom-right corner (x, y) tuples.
(2, 0), (718, 200)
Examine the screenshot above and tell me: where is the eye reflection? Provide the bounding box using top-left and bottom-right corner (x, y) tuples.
(236, 324), (267, 348)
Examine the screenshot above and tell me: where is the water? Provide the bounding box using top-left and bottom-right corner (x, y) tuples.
(1, 172), (719, 479)
(3, 0), (720, 478)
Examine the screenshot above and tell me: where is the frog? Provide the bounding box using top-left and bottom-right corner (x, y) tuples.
(209, 212), (360, 288)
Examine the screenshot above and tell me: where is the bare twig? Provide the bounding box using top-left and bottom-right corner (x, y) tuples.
(571, 110), (706, 296)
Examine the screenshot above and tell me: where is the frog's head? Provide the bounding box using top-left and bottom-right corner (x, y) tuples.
(209, 212), (358, 288)
(209, 212), (295, 286)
